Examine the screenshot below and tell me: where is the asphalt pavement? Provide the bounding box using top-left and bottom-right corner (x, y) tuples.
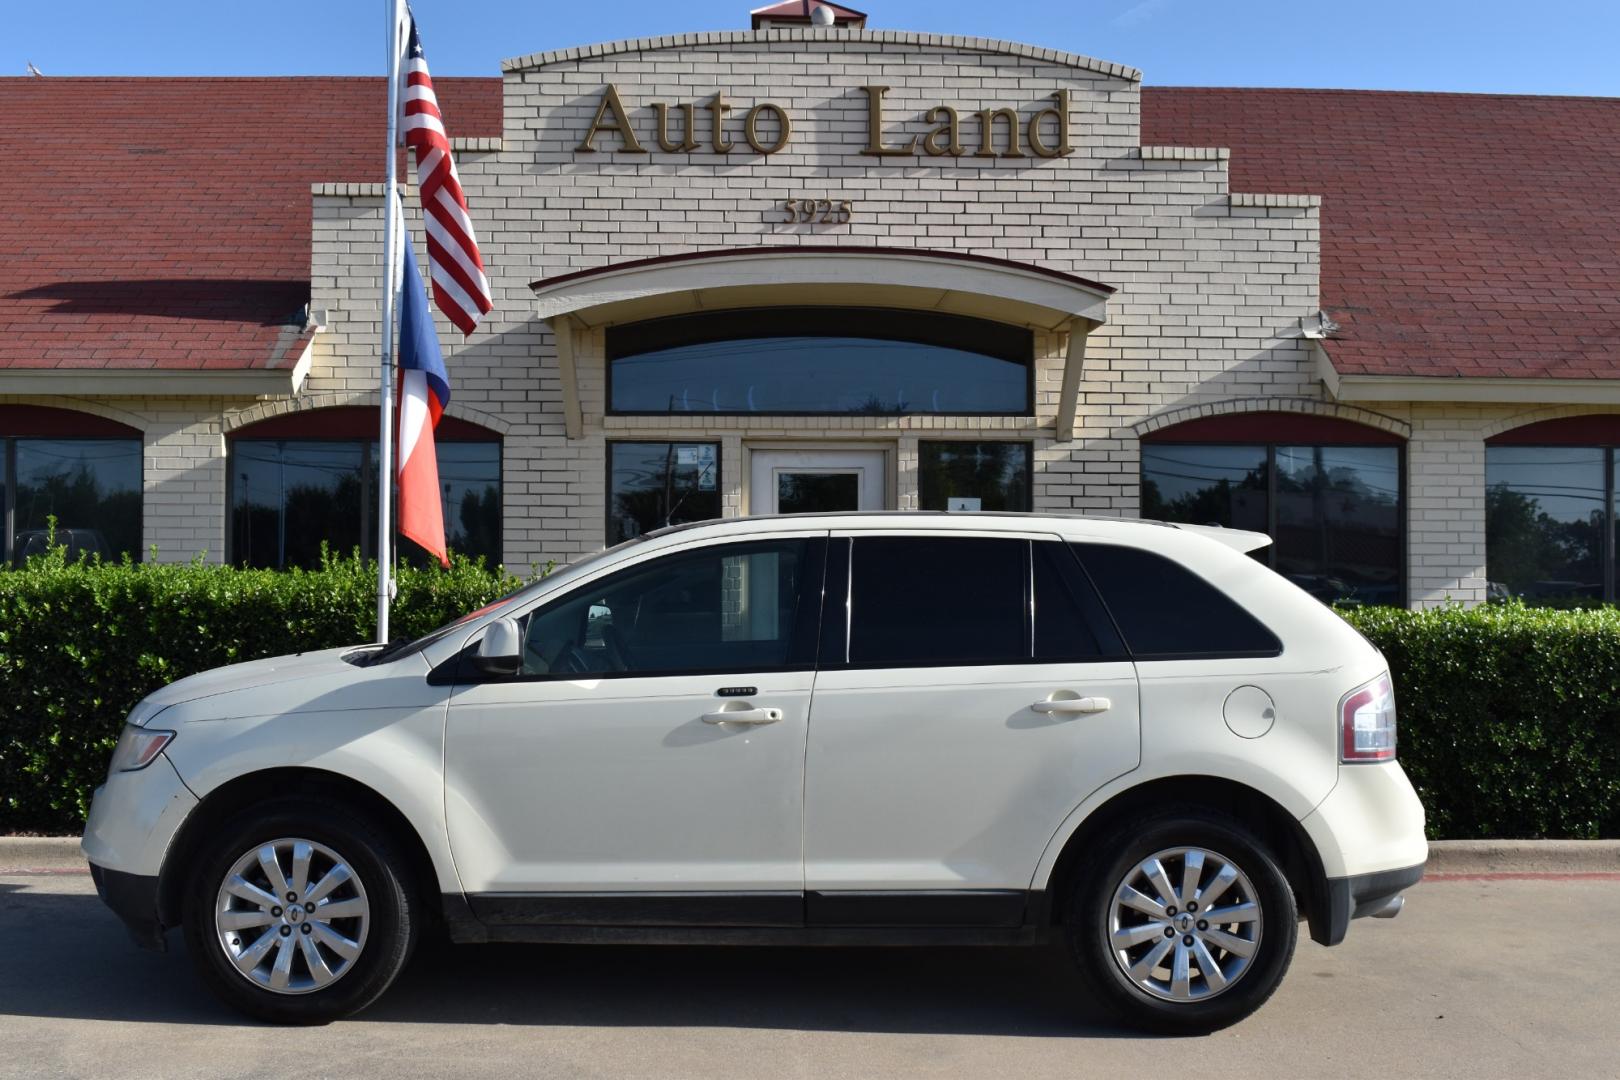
(2, 869), (1617, 1079)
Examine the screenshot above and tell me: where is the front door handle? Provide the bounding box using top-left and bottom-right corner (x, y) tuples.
(1031, 697), (1112, 716)
(701, 707), (783, 726)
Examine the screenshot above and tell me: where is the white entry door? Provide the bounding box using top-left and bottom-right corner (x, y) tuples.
(751, 450), (887, 515)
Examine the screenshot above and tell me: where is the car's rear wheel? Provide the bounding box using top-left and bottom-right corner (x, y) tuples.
(1065, 810), (1297, 1033)
(182, 799), (419, 1023)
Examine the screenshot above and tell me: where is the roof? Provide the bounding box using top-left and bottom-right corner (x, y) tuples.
(750, 1), (867, 27)
(2, 75), (1617, 384)
(0, 76), (500, 374)
(1142, 87), (1620, 381)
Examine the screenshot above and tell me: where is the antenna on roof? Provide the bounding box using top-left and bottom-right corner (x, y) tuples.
(25, 61), (44, 77)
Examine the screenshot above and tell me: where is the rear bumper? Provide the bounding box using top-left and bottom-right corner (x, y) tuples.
(89, 862), (167, 952)
(1311, 862), (1425, 947)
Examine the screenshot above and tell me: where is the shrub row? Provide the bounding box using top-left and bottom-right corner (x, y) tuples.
(1339, 603), (1620, 840)
(0, 547), (524, 832)
(1, 545), (1615, 838)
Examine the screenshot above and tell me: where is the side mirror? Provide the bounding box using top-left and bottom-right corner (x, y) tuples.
(473, 617), (523, 677)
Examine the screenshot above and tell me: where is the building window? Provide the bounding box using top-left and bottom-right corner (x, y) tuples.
(918, 441), (1032, 512)
(607, 308), (1033, 416)
(607, 442), (721, 545)
(1, 406), (143, 565)
(1484, 417), (1620, 607)
(1140, 413), (1404, 606)
(227, 407), (500, 570)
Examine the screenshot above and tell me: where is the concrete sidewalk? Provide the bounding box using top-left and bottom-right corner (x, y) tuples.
(6, 834), (1619, 876)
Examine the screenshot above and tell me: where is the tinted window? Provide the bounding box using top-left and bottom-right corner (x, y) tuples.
(847, 536), (1025, 666)
(607, 441), (721, 545)
(918, 442), (1031, 512)
(519, 539), (819, 678)
(11, 438), (143, 564)
(1485, 447), (1606, 607)
(608, 308), (1032, 416)
(1072, 543), (1281, 659)
(1033, 541), (1123, 661)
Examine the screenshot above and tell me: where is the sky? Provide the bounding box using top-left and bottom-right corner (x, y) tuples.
(5, 0), (1618, 95)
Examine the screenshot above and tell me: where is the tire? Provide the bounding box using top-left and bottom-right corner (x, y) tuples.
(1064, 808), (1297, 1034)
(182, 797), (420, 1024)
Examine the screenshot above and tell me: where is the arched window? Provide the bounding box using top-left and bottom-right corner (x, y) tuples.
(1485, 415), (1620, 607)
(228, 406), (501, 570)
(1140, 412), (1404, 606)
(1, 405), (143, 565)
(607, 308), (1034, 416)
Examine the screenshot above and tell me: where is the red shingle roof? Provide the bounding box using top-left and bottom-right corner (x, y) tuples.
(0, 77), (500, 372)
(3, 77), (1616, 382)
(1142, 87), (1620, 381)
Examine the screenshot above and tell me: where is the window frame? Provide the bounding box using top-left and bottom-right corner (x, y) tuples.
(604, 308), (1036, 419)
(4, 434), (146, 566)
(1483, 441), (1617, 604)
(225, 433), (503, 569)
(463, 535), (830, 684)
(1139, 437), (1408, 608)
(604, 440), (724, 547)
(917, 439), (1035, 513)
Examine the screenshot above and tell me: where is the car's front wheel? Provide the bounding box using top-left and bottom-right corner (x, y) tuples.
(1065, 809), (1298, 1034)
(182, 799), (419, 1023)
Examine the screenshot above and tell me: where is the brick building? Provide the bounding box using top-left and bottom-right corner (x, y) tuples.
(4, 5), (1620, 608)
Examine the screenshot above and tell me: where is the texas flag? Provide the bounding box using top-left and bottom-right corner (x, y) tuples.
(396, 238), (452, 567)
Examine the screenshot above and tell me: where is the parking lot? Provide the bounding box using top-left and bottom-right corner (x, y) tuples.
(2, 870), (1616, 1080)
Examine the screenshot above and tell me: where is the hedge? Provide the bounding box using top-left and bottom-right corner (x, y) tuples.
(1339, 603), (1620, 840)
(2, 544), (1616, 838)
(0, 545), (525, 832)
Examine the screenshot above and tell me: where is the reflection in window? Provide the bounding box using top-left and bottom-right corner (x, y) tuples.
(1485, 448), (1605, 607)
(230, 439), (501, 570)
(918, 442), (1031, 512)
(9, 439), (143, 563)
(608, 309), (1032, 416)
(1141, 442), (1402, 606)
(607, 442), (721, 545)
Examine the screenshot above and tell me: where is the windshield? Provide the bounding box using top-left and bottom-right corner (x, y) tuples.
(360, 536), (650, 665)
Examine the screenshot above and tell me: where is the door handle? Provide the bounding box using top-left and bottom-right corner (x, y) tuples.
(701, 707), (783, 726)
(1031, 697), (1112, 716)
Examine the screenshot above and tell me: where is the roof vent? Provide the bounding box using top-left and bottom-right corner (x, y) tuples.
(750, 1), (868, 29)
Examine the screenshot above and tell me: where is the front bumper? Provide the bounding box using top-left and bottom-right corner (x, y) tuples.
(89, 862), (167, 951)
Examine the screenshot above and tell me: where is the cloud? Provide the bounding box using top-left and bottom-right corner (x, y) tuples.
(1113, 0), (1172, 27)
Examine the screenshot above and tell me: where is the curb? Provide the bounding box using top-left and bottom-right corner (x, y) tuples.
(5, 836), (1620, 878)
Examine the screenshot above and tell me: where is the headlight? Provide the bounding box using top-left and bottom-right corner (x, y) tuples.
(108, 723), (175, 775)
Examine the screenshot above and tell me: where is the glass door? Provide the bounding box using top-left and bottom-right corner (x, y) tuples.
(750, 450), (886, 515)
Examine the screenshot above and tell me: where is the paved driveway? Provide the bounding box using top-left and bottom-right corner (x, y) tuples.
(1, 871), (1616, 1079)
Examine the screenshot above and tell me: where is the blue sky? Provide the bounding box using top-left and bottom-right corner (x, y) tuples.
(6, 0), (1618, 95)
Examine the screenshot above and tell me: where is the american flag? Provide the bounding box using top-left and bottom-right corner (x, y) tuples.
(400, 19), (492, 336)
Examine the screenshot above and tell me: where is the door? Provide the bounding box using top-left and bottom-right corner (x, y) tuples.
(751, 449), (886, 515)
(803, 533), (1141, 925)
(444, 535), (827, 926)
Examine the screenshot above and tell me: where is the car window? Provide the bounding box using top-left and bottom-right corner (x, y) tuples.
(1032, 541), (1125, 661)
(1069, 543), (1282, 659)
(846, 536), (1026, 667)
(517, 538), (821, 678)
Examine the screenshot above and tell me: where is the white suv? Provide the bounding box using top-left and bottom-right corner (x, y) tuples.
(83, 513), (1426, 1031)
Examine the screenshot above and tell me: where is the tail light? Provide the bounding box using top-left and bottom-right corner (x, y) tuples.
(1339, 673), (1396, 763)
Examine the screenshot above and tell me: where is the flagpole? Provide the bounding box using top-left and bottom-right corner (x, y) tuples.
(376, 0), (406, 643)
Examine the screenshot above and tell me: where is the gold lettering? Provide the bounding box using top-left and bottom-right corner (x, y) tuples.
(744, 102), (793, 154)
(975, 108), (1025, 158)
(576, 84), (646, 153)
(654, 101), (700, 152)
(921, 105), (963, 157)
(710, 93), (734, 153)
(1026, 90), (1075, 158)
(861, 85), (916, 157)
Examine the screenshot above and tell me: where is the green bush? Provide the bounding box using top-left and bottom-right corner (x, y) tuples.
(1340, 603), (1620, 840)
(0, 546), (524, 833)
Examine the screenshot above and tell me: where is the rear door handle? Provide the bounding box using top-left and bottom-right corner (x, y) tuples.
(701, 707), (783, 726)
(1031, 697), (1112, 716)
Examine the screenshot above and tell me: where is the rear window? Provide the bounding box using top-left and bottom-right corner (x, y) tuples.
(1070, 543), (1281, 660)
(847, 536), (1026, 666)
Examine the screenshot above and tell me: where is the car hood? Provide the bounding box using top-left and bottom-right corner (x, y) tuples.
(128, 646), (367, 725)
